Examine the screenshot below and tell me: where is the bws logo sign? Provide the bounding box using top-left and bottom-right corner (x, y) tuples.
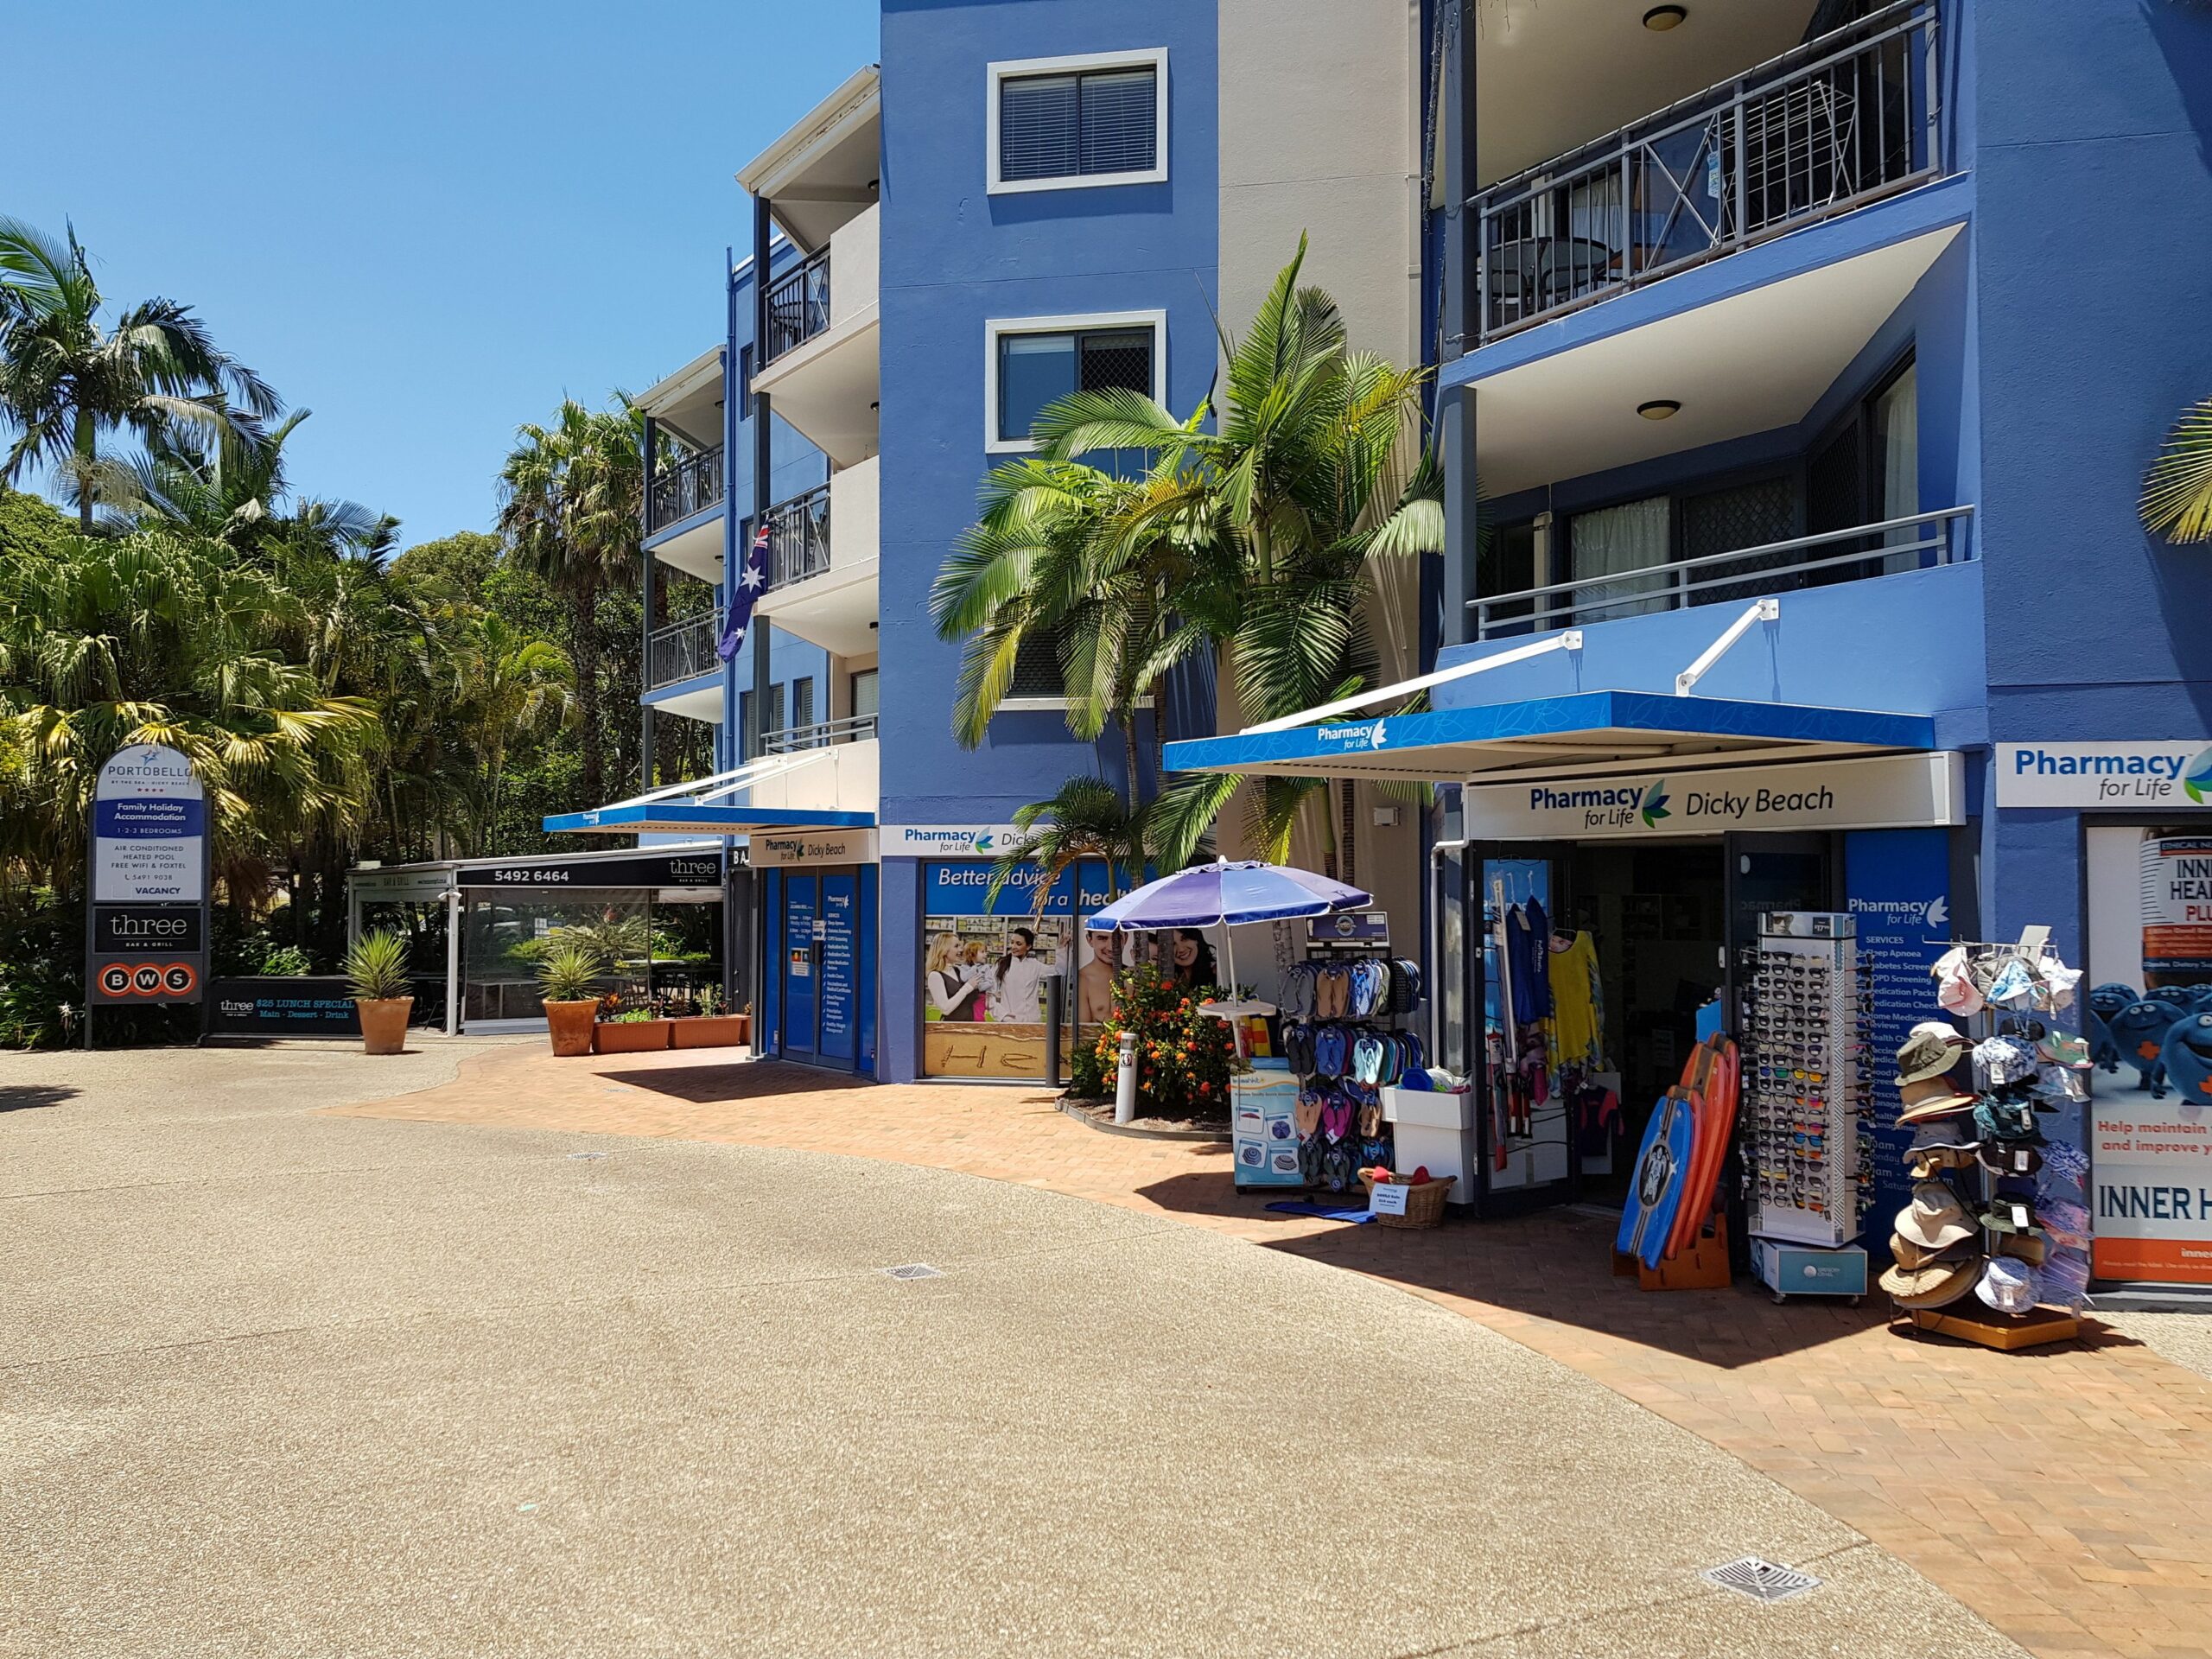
(94, 960), (198, 1000)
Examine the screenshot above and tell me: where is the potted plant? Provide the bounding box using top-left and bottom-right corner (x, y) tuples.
(537, 940), (603, 1058)
(669, 982), (750, 1050)
(593, 994), (671, 1053)
(344, 929), (414, 1056)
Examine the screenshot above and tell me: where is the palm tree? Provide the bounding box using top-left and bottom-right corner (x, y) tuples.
(128, 409), (392, 562)
(936, 238), (1441, 871)
(2142, 398), (2212, 543)
(982, 774), (1152, 915)
(455, 612), (574, 847)
(499, 398), (642, 804)
(0, 218), (278, 532)
(0, 527), (382, 896)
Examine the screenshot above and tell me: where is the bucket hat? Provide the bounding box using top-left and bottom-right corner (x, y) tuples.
(1986, 957), (2037, 1007)
(1897, 1074), (1977, 1125)
(1974, 1034), (2040, 1087)
(1977, 1141), (2044, 1179)
(1890, 1231), (1977, 1271)
(1880, 1252), (1984, 1310)
(1932, 946), (1984, 1017)
(1906, 1144), (1978, 1178)
(2036, 1030), (2092, 1071)
(1979, 1198), (2039, 1235)
(1973, 1096), (2045, 1146)
(1995, 1231), (2050, 1268)
(1975, 1256), (2042, 1314)
(1896, 1181), (1976, 1250)
(2035, 957), (2082, 1013)
(1895, 1021), (1970, 1087)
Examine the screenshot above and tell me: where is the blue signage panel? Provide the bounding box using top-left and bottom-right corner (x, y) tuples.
(922, 861), (1118, 918)
(1845, 828), (1953, 1264)
(783, 876), (817, 1058)
(818, 874), (857, 1063)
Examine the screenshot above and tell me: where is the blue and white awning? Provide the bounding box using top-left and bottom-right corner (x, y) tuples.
(1162, 690), (1936, 785)
(544, 751), (875, 837)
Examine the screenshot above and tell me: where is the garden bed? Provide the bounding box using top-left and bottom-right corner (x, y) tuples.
(1058, 1096), (1230, 1142)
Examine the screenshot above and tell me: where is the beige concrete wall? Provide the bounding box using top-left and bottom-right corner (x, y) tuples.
(1217, 0), (1421, 364)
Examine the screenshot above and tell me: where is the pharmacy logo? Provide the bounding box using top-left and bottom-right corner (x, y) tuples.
(1639, 780), (1672, 829)
(2184, 747), (2212, 804)
(1923, 895), (1949, 929)
(970, 833), (995, 853)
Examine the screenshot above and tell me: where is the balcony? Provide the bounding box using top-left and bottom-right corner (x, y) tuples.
(763, 712), (878, 754)
(748, 203), (879, 467)
(1471, 1), (1940, 347)
(649, 444), (725, 533)
(647, 613), (721, 690)
(729, 730), (879, 823)
(1471, 505), (1974, 640)
(763, 245), (831, 365)
(754, 458), (880, 657)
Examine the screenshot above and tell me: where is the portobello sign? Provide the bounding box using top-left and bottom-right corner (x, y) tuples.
(87, 744), (209, 1008)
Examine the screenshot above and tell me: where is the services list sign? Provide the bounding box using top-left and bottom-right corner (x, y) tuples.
(89, 744), (208, 1006)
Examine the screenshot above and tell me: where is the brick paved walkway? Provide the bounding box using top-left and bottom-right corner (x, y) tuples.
(337, 1046), (2212, 1659)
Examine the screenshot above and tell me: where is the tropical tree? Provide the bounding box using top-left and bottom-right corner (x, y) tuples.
(934, 237), (1441, 872)
(499, 398), (642, 804)
(0, 218), (278, 531)
(982, 774), (1153, 916)
(0, 528), (382, 895)
(2142, 397), (2212, 543)
(454, 611), (574, 845)
(127, 409), (393, 563)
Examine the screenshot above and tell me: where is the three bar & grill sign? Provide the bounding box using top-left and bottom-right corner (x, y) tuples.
(86, 744), (211, 1026)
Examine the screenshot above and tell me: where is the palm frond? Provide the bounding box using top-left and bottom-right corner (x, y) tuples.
(2142, 397), (2212, 543)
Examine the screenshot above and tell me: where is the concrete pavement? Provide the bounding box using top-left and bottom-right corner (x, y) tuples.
(1, 1043), (2025, 1657)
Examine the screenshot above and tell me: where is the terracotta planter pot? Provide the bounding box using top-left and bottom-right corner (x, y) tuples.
(543, 999), (599, 1058)
(355, 996), (413, 1056)
(670, 1014), (751, 1050)
(735, 1013), (750, 1045)
(594, 1019), (672, 1054)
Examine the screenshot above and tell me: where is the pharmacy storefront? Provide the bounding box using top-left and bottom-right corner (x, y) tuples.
(2000, 741), (2212, 1292)
(1165, 693), (1969, 1238)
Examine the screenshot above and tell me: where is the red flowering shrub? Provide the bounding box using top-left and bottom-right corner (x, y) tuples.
(1069, 963), (1236, 1118)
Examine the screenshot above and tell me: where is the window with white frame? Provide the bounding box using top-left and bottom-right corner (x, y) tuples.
(985, 311), (1165, 452)
(988, 50), (1167, 193)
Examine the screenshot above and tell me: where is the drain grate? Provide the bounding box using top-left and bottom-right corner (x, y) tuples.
(1702, 1557), (1821, 1604)
(881, 1263), (945, 1281)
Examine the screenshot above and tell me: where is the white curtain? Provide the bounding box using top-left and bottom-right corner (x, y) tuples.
(1875, 364), (1920, 572)
(1570, 496), (1671, 619)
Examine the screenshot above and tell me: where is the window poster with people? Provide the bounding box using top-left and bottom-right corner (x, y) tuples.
(2085, 825), (2212, 1286)
(921, 861), (1117, 1079)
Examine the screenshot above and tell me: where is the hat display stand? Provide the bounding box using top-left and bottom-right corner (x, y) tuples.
(1893, 927), (2082, 1352)
(1743, 912), (1872, 1302)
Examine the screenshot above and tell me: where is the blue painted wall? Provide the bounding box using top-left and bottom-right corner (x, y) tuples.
(1972, 0), (2212, 964)
(874, 0), (1220, 1080)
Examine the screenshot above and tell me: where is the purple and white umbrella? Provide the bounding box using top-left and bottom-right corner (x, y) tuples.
(1087, 859), (1371, 931)
(1087, 860), (1373, 1035)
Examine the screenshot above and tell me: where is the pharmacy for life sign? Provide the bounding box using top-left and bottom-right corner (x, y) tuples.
(89, 744), (209, 1007)
(1995, 742), (2212, 809)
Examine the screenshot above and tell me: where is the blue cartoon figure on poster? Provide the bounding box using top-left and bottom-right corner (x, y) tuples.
(2087, 982), (2136, 1072)
(2108, 999), (2183, 1098)
(2160, 1014), (2212, 1109)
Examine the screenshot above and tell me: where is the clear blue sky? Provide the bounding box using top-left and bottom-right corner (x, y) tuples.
(9, 0), (880, 548)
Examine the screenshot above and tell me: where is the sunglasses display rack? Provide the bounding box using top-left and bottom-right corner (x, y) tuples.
(1743, 912), (1870, 1255)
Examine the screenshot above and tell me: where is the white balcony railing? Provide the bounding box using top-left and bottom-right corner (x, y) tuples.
(1469, 505), (1974, 640)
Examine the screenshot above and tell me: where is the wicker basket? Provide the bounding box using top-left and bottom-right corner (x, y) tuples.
(1359, 1172), (1454, 1230)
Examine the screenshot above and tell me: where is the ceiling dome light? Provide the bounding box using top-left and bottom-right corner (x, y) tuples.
(1643, 5), (1688, 29)
(1637, 399), (1682, 421)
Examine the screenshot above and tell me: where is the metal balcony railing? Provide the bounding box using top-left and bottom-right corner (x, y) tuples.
(762, 712), (879, 754)
(762, 245), (832, 364)
(763, 482), (832, 590)
(1469, 505), (1974, 639)
(647, 613), (721, 690)
(1471, 0), (1941, 346)
(649, 444), (724, 531)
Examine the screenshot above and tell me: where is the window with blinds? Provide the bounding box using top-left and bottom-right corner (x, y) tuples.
(995, 58), (1161, 187)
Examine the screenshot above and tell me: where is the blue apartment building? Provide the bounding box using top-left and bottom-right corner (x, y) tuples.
(1166, 1), (2212, 1293)
(556, 0), (1426, 1086)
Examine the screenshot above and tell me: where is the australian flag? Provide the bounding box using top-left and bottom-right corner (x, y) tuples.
(717, 523), (771, 661)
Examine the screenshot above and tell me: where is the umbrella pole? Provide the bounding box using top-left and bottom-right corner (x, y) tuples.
(1220, 922), (1247, 1063)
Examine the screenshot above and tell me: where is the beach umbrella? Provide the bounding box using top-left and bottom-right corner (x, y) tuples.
(1088, 859), (1372, 1014)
